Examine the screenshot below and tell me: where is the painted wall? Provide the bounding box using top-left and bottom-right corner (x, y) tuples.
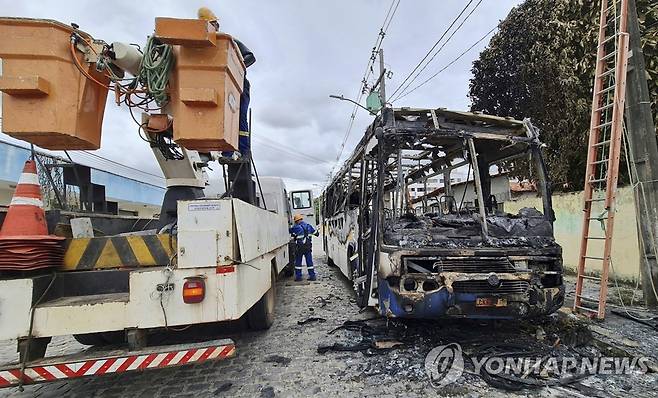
(452, 174), (512, 206)
(505, 187), (640, 281)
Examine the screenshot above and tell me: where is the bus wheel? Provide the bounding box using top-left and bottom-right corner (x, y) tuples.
(247, 267), (276, 330)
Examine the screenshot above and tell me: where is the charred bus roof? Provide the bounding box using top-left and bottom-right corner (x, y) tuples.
(337, 107), (543, 171)
(325, 106), (557, 250)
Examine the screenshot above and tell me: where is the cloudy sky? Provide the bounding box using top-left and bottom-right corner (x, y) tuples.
(0, 0), (521, 192)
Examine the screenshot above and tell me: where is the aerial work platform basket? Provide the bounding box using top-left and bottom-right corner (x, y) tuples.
(156, 18), (245, 152)
(0, 18), (109, 150)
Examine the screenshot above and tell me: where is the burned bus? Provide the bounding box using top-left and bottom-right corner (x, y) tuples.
(322, 107), (564, 319)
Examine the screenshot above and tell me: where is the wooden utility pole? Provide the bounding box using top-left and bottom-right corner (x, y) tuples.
(625, 0), (658, 307)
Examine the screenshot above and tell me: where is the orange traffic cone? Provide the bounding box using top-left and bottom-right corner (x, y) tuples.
(0, 160), (64, 271)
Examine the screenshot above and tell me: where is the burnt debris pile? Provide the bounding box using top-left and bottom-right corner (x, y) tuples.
(317, 313), (649, 394)
(383, 207), (557, 248)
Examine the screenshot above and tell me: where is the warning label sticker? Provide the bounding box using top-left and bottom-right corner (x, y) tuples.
(188, 202), (222, 212)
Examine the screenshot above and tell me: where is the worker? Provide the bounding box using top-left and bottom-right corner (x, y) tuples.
(289, 214), (319, 281)
(198, 7), (255, 156)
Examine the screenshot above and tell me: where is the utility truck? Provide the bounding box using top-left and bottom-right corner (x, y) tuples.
(0, 16), (294, 388)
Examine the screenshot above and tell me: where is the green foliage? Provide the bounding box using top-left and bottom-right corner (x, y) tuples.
(469, 0), (657, 190)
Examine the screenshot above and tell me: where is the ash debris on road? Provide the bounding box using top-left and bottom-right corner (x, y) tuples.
(305, 264), (658, 397)
(313, 310), (655, 396)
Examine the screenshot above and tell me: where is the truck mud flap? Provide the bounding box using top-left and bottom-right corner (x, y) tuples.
(0, 338), (235, 388)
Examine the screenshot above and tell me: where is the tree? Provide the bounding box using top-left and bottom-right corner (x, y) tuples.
(469, 0), (657, 190)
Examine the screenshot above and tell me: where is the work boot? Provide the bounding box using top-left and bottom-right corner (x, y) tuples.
(308, 274), (317, 281)
(294, 276), (302, 282)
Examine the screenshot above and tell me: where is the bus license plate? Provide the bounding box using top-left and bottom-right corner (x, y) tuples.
(475, 297), (508, 307)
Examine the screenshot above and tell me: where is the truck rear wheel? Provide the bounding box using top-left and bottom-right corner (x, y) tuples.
(247, 268), (276, 330)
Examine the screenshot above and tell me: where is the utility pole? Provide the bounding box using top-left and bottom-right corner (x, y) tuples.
(379, 48), (386, 105)
(625, 0), (658, 307)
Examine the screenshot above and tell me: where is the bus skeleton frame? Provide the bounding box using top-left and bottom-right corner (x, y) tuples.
(323, 107), (564, 319)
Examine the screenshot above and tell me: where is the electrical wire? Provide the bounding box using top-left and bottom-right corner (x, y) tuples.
(0, 134), (165, 189)
(65, 150), (166, 186)
(393, 25), (499, 102)
(252, 136), (333, 165)
(393, 0), (484, 101)
(621, 122), (658, 303)
(220, 161), (246, 199)
(328, 0), (400, 181)
(18, 272), (58, 392)
(70, 30), (172, 132)
(69, 41), (113, 91)
(388, 0), (477, 100)
(250, 152), (268, 210)
(76, 149), (165, 179)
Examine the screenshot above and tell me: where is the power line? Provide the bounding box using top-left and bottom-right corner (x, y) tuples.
(0, 133), (165, 184)
(0, 136), (166, 189)
(77, 150), (164, 179)
(390, 0), (485, 102)
(328, 0), (400, 181)
(252, 137), (333, 165)
(388, 0), (476, 100)
(253, 135), (333, 163)
(393, 25), (499, 102)
(340, 0), (399, 140)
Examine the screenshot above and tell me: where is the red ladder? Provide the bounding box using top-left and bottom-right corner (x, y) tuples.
(574, 0), (630, 319)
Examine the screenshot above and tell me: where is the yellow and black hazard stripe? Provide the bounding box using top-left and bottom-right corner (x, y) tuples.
(61, 234), (176, 271)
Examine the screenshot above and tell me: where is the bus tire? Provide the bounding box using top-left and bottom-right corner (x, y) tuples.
(247, 268), (276, 330)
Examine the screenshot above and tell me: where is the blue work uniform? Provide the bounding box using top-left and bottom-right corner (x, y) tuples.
(289, 221), (316, 280)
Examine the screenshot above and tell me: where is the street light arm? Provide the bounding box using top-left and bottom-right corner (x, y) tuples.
(329, 94), (373, 114)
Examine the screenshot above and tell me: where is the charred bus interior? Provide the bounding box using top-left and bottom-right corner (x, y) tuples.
(323, 107), (565, 319)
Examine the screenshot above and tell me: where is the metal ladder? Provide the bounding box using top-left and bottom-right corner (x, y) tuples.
(574, 0), (630, 319)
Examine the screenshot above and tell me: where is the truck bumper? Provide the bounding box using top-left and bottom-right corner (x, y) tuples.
(0, 338), (235, 388)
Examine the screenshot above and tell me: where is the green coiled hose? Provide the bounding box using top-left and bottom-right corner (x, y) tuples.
(138, 36), (175, 107)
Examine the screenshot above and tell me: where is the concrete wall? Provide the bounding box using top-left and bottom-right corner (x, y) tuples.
(505, 187), (640, 281)
(452, 175), (512, 206)
(113, 201), (161, 218)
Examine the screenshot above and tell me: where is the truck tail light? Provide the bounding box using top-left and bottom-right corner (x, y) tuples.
(183, 277), (205, 304)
